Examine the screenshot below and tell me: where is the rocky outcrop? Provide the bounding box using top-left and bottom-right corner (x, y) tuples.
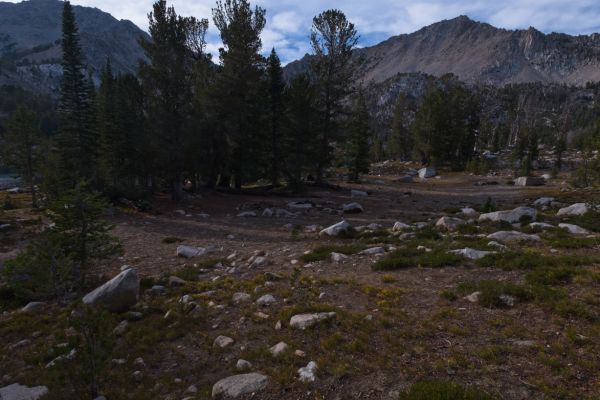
(212, 373), (269, 398)
(82, 268), (140, 312)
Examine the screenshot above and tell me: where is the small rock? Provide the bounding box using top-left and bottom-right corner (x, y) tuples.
(435, 216), (464, 231)
(465, 291), (481, 303)
(449, 248), (494, 260)
(20, 302), (46, 314)
(392, 221), (410, 231)
(319, 220), (352, 236)
(185, 385), (198, 394)
(342, 202), (364, 214)
(558, 223), (591, 235)
(269, 342), (289, 356)
(168, 276), (187, 287)
(211, 373), (269, 398)
(557, 203), (589, 216)
(289, 312), (336, 330)
(294, 350), (306, 357)
(331, 252), (348, 262)
(112, 320), (128, 336)
(499, 294), (515, 307)
(232, 292), (251, 303)
(236, 359), (252, 371)
(256, 294), (276, 306)
(82, 268), (140, 312)
(533, 197), (555, 207)
(213, 335), (235, 349)
(176, 245), (207, 258)
(351, 189), (368, 198)
(0, 383), (48, 400)
(132, 370), (143, 382)
(274, 320), (282, 330)
(479, 207), (536, 223)
(298, 361), (318, 382)
(487, 231), (541, 243)
(359, 247), (385, 255)
(418, 167), (436, 179)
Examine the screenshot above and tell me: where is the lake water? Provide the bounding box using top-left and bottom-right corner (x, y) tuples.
(0, 174), (21, 190)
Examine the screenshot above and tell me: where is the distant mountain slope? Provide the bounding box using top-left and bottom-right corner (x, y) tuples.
(0, 0), (148, 93)
(285, 16), (600, 87)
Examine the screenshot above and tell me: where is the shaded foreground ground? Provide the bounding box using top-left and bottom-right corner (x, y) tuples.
(1, 171), (600, 399)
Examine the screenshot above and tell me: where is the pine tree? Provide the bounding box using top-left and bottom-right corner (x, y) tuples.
(57, 1), (96, 188)
(211, 0), (266, 190)
(3, 107), (42, 207)
(96, 59), (120, 188)
(346, 91), (371, 182)
(310, 9), (358, 182)
(139, 1), (206, 200)
(266, 48), (285, 186)
(282, 74), (317, 192)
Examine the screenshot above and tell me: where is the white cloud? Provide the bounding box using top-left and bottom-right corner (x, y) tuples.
(271, 11), (302, 33)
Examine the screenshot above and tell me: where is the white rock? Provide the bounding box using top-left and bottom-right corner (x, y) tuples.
(20, 302), (46, 314)
(330, 252), (348, 262)
(319, 221), (351, 237)
(82, 269), (139, 312)
(479, 207), (536, 223)
(236, 359), (252, 371)
(269, 342), (289, 356)
(514, 176), (545, 186)
(289, 312), (336, 330)
(176, 245), (207, 258)
(0, 383), (49, 400)
(460, 207), (479, 218)
(464, 291), (481, 303)
(261, 208), (274, 217)
(487, 241), (507, 250)
(287, 201), (313, 210)
(418, 167), (436, 179)
(435, 216), (464, 231)
(449, 248), (494, 260)
(557, 203), (589, 216)
(392, 221), (410, 231)
(529, 222), (555, 230)
(342, 202), (364, 213)
(558, 223), (591, 235)
(212, 373), (269, 398)
(112, 320), (128, 336)
(256, 294), (276, 306)
(298, 361), (318, 382)
(533, 197), (555, 207)
(359, 247), (385, 255)
(213, 335), (234, 349)
(232, 292), (251, 303)
(487, 231), (541, 243)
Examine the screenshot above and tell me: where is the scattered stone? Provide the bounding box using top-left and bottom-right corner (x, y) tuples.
(176, 245), (207, 258)
(82, 268), (139, 312)
(185, 385), (198, 395)
(168, 276), (187, 287)
(0, 383), (48, 400)
(289, 312), (336, 330)
(46, 349), (76, 368)
(261, 208), (274, 217)
(274, 320), (282, 330)
(529, 222), (555, 230)
(175, 209), (186, 216)
(499, 294), (515, 307)
(269, 342), (289, 356)
(392, 221), (410, 231)
(20, 302), (46, 314)
(112, 320), (128, 336)
(533, 197), (555, 207)
(294, 350), (306, 357)
(558, 223), (591, 235)
(435, 216), (464, 231)
(460, 207), (479, 218)
(254, 311), (269, 319)
(465, 291), (481, 303)
(256, 294), (276, 306)
(557, 203), (589, 216)
(298, 361), (318, 382)
(213, 335), (235, 349)
(487, 241), (507, 250)
(418, 167), (436, 179)
(232, 292), (251, 303)
(147, 285), (166, 295)
(479, 207), (536, 223)
(342, 202), (364, 214)
(350, 189), (368, 198)
(211, 373), (269, 398)
(449, 248), (494, 260)
(9, 339), (31, 350)
(132, 370), (143, 382)
(236, 359), (252, 372)
(487, 231), (541, 243)
(319, 221), (351, 237)
(331, 252), (348, 262)
(514, 176), (545, 186)
(359, 247), (385, 255)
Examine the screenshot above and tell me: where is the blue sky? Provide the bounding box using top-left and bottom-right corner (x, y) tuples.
(10, 0), (600, 64)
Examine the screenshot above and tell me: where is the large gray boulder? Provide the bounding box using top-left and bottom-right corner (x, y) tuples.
(82, 268), (140, 312)
(558, 223), (591, 235)
(177, 245), (207, 258)
(479, 207), (536, 223)
(487, 231), (541, 243)
(557, 203), (589, 217)
(211, 373), (269, 398)
(435, 216), (464, 231)
(0, 383), (48, 400)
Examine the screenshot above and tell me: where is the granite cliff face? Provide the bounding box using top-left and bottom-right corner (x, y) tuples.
(285, 16), (600, 87)
(0, 0), (148, 93)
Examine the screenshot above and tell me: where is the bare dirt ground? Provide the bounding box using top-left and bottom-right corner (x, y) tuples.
(2, 171), (600, 400)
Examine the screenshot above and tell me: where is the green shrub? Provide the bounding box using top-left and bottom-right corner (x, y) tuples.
(399, 380), (496, 400)
(457, 280), (532, 308)
(373, 247), (462, 271)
